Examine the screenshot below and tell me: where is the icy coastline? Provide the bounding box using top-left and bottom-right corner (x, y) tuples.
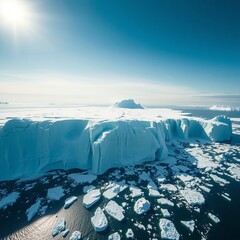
(0, 107), (232, 181)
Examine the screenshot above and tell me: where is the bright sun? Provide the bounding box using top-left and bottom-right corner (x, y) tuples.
(0, 0), (31, 30)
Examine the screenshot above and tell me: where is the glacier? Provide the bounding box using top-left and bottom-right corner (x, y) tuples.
(0, 106), (232, 181)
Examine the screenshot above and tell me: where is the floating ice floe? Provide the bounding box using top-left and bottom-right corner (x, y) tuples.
(208, 213), (220, 223)
(83, 189), (101, 209)
(0, 192), (20, 209)
(221, 194), (231, 201)
(105, 200), (125, 221)
(175, 173), (193, 182)
(181, 220), (195, 232)
(134, 197), (150, 214)
(91, 207), (108, 232)
(108, 232), (121, 240)
(149, 188), (161, 197)
(199, 185), (211, 193)
(126, 228), (134, 238)
(103, 181), (128, 199)
(69, 231), (82, 240)
(159, 218), (180, 240)
(68, 173), (97, 185)
(129, 185), (143, 198)
(26, 199), (41, 221)
(64, 196), (78, 209)
(180, 189), (205, 206)
(157, 198), (174, 207)
(161, 208), (171, 217)
(61, 229), (69, 238)
(52, 217), (66, 237)
(83, 185), (96, 193)
(210, 174), (230, 186)
(47, 186), (65, 201)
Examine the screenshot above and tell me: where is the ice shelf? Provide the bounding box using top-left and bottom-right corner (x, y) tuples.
(0, 107), (232, 181)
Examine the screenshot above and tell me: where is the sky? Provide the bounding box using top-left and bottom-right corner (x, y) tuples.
(0, 0), (240, 106)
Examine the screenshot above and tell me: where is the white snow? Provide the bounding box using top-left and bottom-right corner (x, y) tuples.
(210, 174), (230, 186)
(209, 105), (240, 111)
(149, 188), (161, 197)
(47, 186), (65, 201)
(52, 218), (66, 237)
(208, 213), (220, 223)
(0, 192), (20, 209)
(91, 207), (108, 232)
(108, 232), (121, 240)
(181, 220), (195, 232)
(159, 218), (180, 240)
(105, 200), (125, 221)
(26, 199), (41, 221)
(134, 197), (150, 214)
(160, 184), (178, 192)
(83, 189), (101, 209)
(126, 229), (134, 238)
(180, 189), (205, 206)
(0, 106), (232, 181)
(83, 185), (96, 193)
(64, 196), (78, 209)
(69, 231), (82, 240)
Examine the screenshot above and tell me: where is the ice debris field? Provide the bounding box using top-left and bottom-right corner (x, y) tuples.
(0, 103), (240, 240)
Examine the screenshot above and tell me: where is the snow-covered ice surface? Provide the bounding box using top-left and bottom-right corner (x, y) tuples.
(0, 105), (240, 240)
(83, 189), (101, 209)
(64, 196), (78, 209)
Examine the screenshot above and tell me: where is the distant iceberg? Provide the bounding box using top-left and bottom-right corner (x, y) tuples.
(0, 107), (233, 181)
(112, 99), (144, 109)
(209, 105), (240, 111)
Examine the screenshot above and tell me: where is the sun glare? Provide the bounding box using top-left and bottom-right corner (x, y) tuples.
(0, 0), (31, 29)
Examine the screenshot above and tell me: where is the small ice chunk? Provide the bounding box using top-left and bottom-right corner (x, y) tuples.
(64, 196), (78, 209)
(129, 185), (143, 198)
(47, 186), (64, 201)
(157, 198), (174, 207)
(181, 220), (195, 232)
(83, 189), (101, 209)
(52, 218), (66, 237)
(208, 213), (220, 223)
(159, 218), (180, 240)
(180, 189), (205, 206)
(0, 192), (20, 209)
(61, 229), (69, 238)
(147, 181), (158, 190)
(91, 207), (108, 232)
(108, 232), (121, 240)
(161, 208), (171, 217)
(221, 194), (231, 201)
(83, 185), (96, 193)
(199, 185), (211, 193)
(126, 228), (134, 238)
(134, 197), (150, 214)
(105, 200), (125, 221)
(176, 173), (193, 182)
(69, 231), (82, 240)
(26, 199), (41, 221)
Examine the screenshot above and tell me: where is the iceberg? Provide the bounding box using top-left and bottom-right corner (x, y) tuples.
(108, 232), (121, 240)
(126, 229), (134, 238)
(69, 231), (81, 240)
(159, 218), (180, 240)
(52, 217), (66, 237)
(181, 220), (195, 232)
(64, 196), (78, 209)
(134, 197), (150, 214)
(180, 189), (205, 206)
(112, 99), (144, 109)
(91, 207), (108, 232)
(208, 213), (220, 223)
(0, 108), (232, 181)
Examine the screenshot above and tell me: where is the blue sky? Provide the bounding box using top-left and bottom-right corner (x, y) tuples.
(0, 0), (240, 106)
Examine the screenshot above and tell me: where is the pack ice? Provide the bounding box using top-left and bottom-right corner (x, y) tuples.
(0, 105), (232, 181)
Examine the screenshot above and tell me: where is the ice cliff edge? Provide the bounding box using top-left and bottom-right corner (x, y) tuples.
(0, 115), (232, 181)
